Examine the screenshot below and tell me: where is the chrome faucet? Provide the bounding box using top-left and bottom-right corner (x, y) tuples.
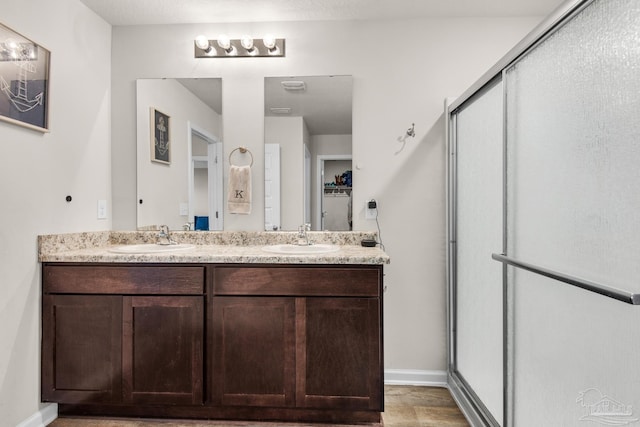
(297, 223), (311, 246)
(157, 225), (176, 245)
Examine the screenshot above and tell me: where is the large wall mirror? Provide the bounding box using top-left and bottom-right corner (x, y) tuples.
(136, 78), (223, 231)
(264, 75), (352, 231)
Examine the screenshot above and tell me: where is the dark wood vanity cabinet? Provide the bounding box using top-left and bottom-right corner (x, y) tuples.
(41, 264), (205, 406)
(211, 265), (383, 412)
(122, 295), (203, 405)
(42, 262), (383, 423)
(211, 296), (296, 407)
(42, 294), (123, 404)
(297, 297), (381, 410)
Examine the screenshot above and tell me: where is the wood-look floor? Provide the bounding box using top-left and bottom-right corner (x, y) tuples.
(48, 385), (470, 427)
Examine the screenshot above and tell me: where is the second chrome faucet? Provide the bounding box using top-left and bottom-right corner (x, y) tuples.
(297, 223), (311, 246)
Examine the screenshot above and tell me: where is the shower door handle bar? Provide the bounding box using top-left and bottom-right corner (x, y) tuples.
(492, 253), (640, 305)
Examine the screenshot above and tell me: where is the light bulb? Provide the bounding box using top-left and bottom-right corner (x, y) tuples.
(217, 35), (231, 50)
(195, 35), (210, 51)
(241, 35), (254, 50)
(263, 34), (276, 50)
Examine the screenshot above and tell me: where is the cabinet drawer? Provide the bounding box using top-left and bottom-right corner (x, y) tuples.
(213, 265), (381, 297)
(43, 264), (205, 295)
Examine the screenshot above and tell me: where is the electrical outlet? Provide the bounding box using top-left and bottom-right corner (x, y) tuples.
(365, 199), (377, 220)
(97, 200), (107, 219)
(179, 202), (189, 216)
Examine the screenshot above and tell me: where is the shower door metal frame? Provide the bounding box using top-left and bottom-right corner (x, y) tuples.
(446, 77), (504, 427)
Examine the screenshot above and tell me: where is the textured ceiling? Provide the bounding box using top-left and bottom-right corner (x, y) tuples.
(80, 0), (566, 25)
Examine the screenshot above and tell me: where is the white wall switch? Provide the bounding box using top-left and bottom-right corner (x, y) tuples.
(179, 202), (189, 216)
(97, 199), (107, 219)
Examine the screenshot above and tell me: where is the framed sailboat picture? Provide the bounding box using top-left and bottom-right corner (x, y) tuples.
(0, 22), (50, 132)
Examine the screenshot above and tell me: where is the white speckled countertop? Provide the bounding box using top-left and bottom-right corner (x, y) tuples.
(38, 231), (390, 265)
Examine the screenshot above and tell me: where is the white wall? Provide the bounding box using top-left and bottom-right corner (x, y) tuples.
(264, 116), (304, 230)
(111, 17), (542, 376)
(0, 1), (111, 426)
(312, 134), (353, 157)
(193, 168), (208, 217)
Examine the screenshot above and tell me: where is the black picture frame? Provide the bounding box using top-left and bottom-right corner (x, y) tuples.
(0, 22), (50, 132)
(150, 107), (170, 164)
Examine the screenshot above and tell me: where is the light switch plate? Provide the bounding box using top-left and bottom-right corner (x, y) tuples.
(97, 200), (107, 219)
(179, 202), (189, 216)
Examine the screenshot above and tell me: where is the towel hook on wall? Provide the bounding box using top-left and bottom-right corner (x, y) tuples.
(406, 123), (415, 138)
(229, 146), (254, 167)
(395, 123), (416, 155)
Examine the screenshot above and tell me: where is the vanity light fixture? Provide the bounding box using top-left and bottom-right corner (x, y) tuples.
(194, 34), (285, 58)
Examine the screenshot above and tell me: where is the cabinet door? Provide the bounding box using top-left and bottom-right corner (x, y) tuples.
(212, 297), (295, 407)
(296, 297), (382, 410)
(122, 296), (204, 405)
(42, 295), (122, 403)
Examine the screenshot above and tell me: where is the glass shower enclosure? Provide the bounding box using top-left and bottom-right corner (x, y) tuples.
(447, 0), (640, 425)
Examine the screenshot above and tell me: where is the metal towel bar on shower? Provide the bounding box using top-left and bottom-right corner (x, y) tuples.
(492, 253), (640, 305)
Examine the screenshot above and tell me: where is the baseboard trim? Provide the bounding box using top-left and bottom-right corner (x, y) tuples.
(384, 369), (448, 387)
(16, 373), (444, 425)
(16, 403), (58, 427)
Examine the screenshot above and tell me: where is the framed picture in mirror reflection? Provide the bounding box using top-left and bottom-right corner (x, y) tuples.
(150, 107), (170, 164)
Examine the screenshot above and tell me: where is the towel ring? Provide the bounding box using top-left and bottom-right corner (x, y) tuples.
(229, 146), (254, 167)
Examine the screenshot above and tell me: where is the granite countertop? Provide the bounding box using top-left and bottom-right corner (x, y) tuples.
(38, 231), (390, 265)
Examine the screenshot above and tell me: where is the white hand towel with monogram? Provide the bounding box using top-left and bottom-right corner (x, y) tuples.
(228, 165), (251, 214)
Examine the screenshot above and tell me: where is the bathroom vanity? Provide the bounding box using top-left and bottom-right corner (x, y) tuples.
(39, 231), (388, 424)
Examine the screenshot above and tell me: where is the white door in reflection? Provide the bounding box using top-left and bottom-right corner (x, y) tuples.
(264, 143), (281, 230)
(189, 124), (223, 230)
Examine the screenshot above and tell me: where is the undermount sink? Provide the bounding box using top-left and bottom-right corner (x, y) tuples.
(261, 243), (340, 255)
(108, 243), (196, 254)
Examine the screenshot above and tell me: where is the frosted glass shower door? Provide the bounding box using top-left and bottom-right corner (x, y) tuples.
(505, 0), (640, 424)
(453, 79), (504, 425)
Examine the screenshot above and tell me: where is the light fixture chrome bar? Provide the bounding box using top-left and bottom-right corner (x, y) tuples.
(194, 38), (285, 58)
(492, 253), (640, 305)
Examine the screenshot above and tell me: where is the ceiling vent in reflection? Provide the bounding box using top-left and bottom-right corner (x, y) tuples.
(269, 107), (292, 114)
(281, 80), (306, 91)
